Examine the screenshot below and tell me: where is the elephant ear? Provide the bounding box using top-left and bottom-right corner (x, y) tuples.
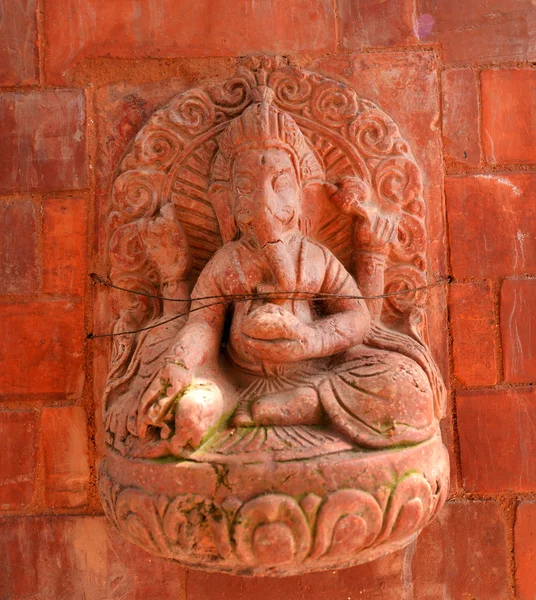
(208, 182), (237, 244)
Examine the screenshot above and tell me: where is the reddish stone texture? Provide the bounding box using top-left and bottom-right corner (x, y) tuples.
(0, 411), (38, 510)
(43, 198), (87, 297)
(0, 90), (87, 194)
(449, 281), (497, 386)
(41, 407), (90, 508)
(446, 173), (536, 279)
(44, 0), (336, 84)
(0, 301), (84, 396)
(482, 69), (536, 166)
(0, 200), (38, 295)
(0, 516), (186, 599)
(515, 502), (536, 600)
(501, 278), (536, 384)
(441, 69), (480, 167)
(337, 0), (417, 50)
(412, 500), (510, 599)
(416, 0), (536, 64)
(0, 0), (38, 85)
(457, 387), (536, 492)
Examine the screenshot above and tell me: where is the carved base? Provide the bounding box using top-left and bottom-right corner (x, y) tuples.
(99, 428), (449, 576)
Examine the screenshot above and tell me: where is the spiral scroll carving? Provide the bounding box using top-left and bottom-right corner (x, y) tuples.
(269, 68), (313, 111)
(169, 89), (216, 135)
(350, 110), (401, 158)
(112, 171), (162, 219)
(311, 80), (359, 127)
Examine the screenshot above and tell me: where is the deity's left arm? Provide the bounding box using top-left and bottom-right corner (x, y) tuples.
(307, 251), (371, 358)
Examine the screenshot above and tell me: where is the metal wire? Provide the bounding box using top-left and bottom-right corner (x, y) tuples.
(87, 272), (451, 339)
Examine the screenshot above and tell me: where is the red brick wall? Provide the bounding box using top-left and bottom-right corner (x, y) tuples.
(0, 1), (535, 598)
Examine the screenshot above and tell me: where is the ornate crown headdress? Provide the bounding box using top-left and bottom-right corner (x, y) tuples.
(211, 86), (325, 185)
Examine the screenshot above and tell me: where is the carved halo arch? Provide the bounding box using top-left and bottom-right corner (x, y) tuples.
(107, 56), (428, 331)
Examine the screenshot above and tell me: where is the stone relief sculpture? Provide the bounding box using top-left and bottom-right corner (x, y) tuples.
(99, 56), (449, 575)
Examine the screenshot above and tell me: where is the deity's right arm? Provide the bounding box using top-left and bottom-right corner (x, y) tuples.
(167, 254), (228, 369)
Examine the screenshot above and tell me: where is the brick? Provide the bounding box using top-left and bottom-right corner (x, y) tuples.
(412, 500), (509, 599)
(501, 278), (536, 384)
(0, 0), (38, 85)
(449, 281), (497, 386)
(441, 69), (480, 167)
(515, 502), (536, 600)
(0, 90), (87, 194)
(0, 411), (38, 509)
(44, 0), (336, 84)
(457, 387), (536, 492)
(41, 407), (90, 508)
(43, 198), (86, 297)
(0, 200), (38, 295)
(446, 173), (536, 278)
(416, 0), (536, 64)
(338, 0), (417, 50)
(0, 516), (186, 599)
(188, 550), (410, 599)
(482, 69), (536, 166)
(0, 301), (84, 396)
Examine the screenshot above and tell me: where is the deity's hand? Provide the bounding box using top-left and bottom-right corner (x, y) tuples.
(354, 202), (399, 255)
(137, 361), (190, 439)
(138, 203), (191, 282)
(327, 176), (400, 255)
(137, 361), (224, 452)
(242, 304), (319, 362)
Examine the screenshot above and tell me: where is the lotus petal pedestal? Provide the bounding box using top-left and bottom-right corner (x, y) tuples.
(99, 427), (449, 576)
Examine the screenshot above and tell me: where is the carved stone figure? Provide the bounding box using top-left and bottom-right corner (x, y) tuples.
(99, 56), (449, 576)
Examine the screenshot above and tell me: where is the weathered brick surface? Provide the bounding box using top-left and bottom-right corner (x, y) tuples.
(446, 173), (536, 278)
(41, 407), (90, 508)
(44, 0), (336, 84)
(449, 281), (497, 386)
(515, 502), (536, 600)
(501, 278), (536, 384)
(0, 90), (87, 193)
(0, 0), (38, 85)
(337, 0), (417, 50)
(0, 516), (186, 599)
(43, 198), (87, 297)
(412, 500), (510, 600)
(441, 69), (480, 167)
(0, 411), (38, 510)
(482, 69), (536, 166)
(458, 387), (536, 492)
(416, 0), (536, 64)
(0, 200), (38, 295)
(0, 301), (84, 396)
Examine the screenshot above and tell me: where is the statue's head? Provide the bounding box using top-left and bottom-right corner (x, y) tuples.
(210, 87), (324, 243)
